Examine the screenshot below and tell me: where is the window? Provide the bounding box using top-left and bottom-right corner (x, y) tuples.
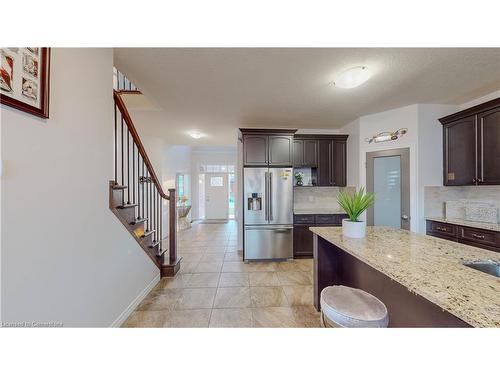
(199, 165), (235, 173)
(210, 176), (224, 187)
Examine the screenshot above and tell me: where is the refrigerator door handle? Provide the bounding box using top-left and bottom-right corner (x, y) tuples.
(264, 171), (269, 221)
(269, 172), (273, 221)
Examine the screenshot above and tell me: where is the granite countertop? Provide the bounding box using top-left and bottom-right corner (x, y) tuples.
(294, 208), (346, 215)
(426, 216), (500, 233)
(309, 226), (500, 327)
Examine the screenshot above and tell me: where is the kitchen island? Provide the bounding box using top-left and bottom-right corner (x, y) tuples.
(311, 226), (500, 327)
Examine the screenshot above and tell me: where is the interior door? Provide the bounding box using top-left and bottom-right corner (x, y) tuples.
(366, 148), (410, 230)
(205, 173), (229, 220)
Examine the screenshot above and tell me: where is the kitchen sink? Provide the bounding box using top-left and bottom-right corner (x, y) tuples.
(463, 260), (500, 278)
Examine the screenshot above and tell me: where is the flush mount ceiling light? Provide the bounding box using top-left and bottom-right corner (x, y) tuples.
(333, 66), (371, 89)
(187, 131), (205, 139)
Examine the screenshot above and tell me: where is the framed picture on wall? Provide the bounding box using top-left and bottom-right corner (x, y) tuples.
(0, 47), (50, 118)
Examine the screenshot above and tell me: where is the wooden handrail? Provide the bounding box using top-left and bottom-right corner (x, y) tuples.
(113, 90), (170, 200)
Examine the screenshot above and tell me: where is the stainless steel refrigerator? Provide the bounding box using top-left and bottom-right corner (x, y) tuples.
(244, 167), (293, 260)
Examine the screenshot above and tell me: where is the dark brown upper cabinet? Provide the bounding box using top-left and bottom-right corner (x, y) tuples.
(439, 98), (500, 186)
(443, 115), (477, 186)
(293, 139), (318, 167)
(304, 140), (318, 167)
(293, 140), (304, 167)
(317, 140), (333, 186)
(243, 135), (268, 166)
(240, 129), (296, 166)
(269, 135), (293, 166)
(478, 106), (500, 184)
(303, 135), (348, 187)
(332, 140), (347, 187)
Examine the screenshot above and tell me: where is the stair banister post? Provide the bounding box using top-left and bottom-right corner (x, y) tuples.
(168, 188), (177, 263)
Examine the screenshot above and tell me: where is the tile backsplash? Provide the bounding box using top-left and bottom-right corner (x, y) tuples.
(294, 186), (354, 210)
(425, 186), (500, 223)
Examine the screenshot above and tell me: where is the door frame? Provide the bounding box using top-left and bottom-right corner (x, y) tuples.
(366, 147), (410, 230)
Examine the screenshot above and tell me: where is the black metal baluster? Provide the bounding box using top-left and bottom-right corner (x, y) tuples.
(127, 129), (130, 204)
(146, 170), (149, 231)
(114, 103), (117, 184)
(155, 190), (158, 244)
(152, 185), (155, 241)
(142, 160), (145, 220)
(120, 114), (124, 204)
(132, 140), (135, 205)
(160, 194), (163, 249)
(137, 150), (140, 219)
(157, 192), (160, 249)
(149, 176), (152, 236)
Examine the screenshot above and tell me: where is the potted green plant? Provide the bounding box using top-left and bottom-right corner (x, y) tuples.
(294, 172), (304, 186)
(336, 187), (375, 238)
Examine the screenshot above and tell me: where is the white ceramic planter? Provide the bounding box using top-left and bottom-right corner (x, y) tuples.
(342, 219), (366, 238)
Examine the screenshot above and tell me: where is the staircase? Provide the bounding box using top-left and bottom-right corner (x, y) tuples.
(110, 71), (180, 277)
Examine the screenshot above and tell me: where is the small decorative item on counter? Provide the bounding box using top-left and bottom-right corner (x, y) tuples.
(294, 172), (304, 186)
(337, 187), (375, 238)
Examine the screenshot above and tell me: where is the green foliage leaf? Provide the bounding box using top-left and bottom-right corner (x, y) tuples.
(336, 187), (375, 222)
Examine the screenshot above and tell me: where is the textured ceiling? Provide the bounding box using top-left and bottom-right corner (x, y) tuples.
(115, 48), (500, 146)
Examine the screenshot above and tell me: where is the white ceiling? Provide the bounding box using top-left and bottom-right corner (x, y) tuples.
(114, 48), (500, 146)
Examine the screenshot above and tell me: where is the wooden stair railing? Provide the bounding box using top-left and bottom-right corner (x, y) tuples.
(109, 89), (180, 277)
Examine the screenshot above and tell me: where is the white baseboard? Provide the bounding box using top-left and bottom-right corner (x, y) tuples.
(110, 274), (160, 328)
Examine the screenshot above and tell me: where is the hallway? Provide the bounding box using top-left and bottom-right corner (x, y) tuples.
(123, 221), (320, 327)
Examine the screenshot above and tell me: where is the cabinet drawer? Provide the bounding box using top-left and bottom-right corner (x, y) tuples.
(316, 214), (347, 225)
(294, 214), (315, 224)
(458, 226), (500, 248)
(427, 221), (457, 238)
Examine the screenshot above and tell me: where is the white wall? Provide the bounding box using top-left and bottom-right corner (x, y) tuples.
(340, 103), (460, 234)
(416, 104), (459, 231)
(163, 145), (192, 190)
(339, 119), (360, 187)
(357, 105), (420, 229)
(1, 48), (159, 327)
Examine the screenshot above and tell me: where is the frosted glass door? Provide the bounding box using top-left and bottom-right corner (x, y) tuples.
(373, 156), (401, 228)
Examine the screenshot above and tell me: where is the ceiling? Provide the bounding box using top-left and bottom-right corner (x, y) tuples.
(114, 48), (500, 146)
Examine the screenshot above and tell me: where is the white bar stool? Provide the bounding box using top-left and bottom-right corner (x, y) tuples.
(320, 285), (389, 328)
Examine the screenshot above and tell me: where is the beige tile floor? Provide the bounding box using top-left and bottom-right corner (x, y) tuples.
(123, 221), (320, 328)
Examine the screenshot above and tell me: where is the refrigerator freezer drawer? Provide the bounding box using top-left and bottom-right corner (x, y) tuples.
(244, 226), (293, 260)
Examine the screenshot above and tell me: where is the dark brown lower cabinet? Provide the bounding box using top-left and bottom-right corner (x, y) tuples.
(293, 214), (348, 258)
(293, 225), (314, 258)
(426, 220), (500, 253)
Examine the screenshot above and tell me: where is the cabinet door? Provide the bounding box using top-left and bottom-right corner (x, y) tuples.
(303, 140), (318, 167)
(443, 115), (477, 186)
(243, 135), (268, 166)
(317, 140), (332, 186)
(269, 136), (292, 166)
(478, 107), (500, 184)
(332, 140), (346, 186)
(292, 140), (304, 167)
(293, 225), (313, 258)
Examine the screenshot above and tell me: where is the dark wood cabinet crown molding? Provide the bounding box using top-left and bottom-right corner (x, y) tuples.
(439, 97), (500, 125)
(239, 128), (298, 135)
(294, 134), (349, 141)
